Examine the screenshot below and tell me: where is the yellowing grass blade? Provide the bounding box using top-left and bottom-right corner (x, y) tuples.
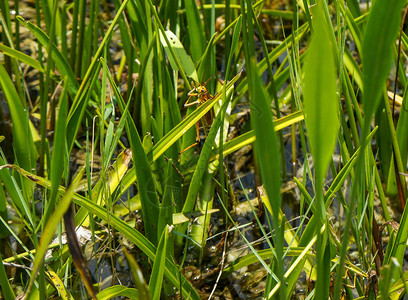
(76, 148), (133, 227)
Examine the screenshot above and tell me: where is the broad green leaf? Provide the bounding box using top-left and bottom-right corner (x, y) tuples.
(303, 2), (339, 201)
(159, 30), (198, 81)
(302, 2), (339, 298)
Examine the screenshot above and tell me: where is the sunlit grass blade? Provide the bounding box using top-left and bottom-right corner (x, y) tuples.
(0, 44), (45, 72)
(46, 268), (73, 300)
(211, 110), (304, 159)
(97, 286), (139, 300)
(149, 225), (169, 300)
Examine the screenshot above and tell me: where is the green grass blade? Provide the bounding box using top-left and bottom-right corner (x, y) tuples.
(0, 252), (15, 299)
(303, 1), (339, 217)
(149, 225), (169, 300)
(109, 73), (160, 246)
(0, 62), (36, 181)
(211, 111), (304, 160)
(242, 0), (284, 294)
(0, 43), (45, 72)
(395, 86), (408, 168)
(0, 181), (8, 239)
(43, 85), (68, 226)
(184, 0), (205, 62)
(302, 2), (339, 298)
(16, 16), (78, 95)
(122, 246), (150, 299)
(362, 0), (405, 137)
(0, 158), (35, 228)
(97, 286), (139, 300)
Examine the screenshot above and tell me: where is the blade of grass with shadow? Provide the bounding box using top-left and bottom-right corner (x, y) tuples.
(210, 110), (304, 160)
(0, 252), (15, 299)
